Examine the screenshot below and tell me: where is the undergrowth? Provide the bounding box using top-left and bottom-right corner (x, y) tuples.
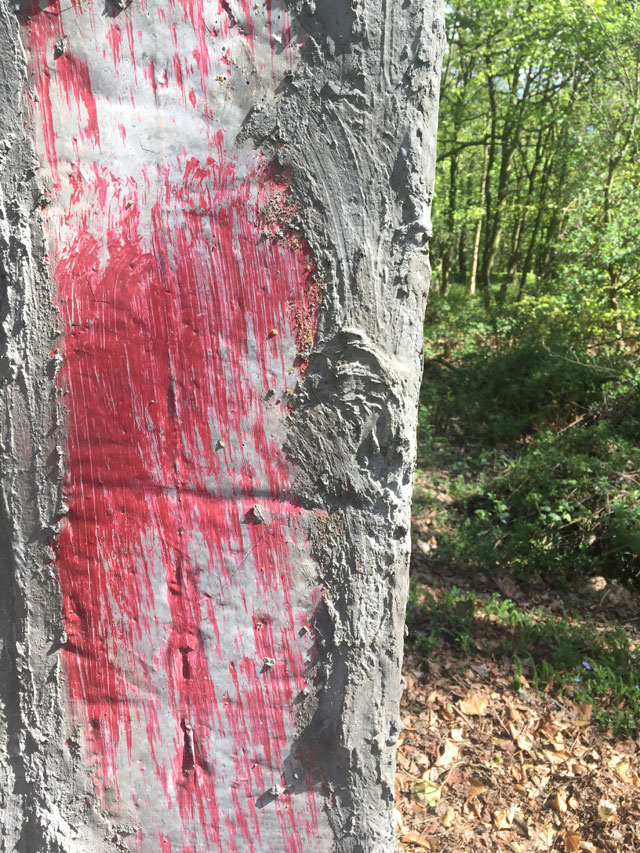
(407, 583), (640, 737)
(411, 285), (640, 737)
(416, 288), (640, 587)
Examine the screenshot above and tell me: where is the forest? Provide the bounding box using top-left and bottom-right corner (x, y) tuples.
(397, 2), (640, 849)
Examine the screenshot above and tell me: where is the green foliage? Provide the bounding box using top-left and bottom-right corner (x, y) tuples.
(422, 0), (640, 583)
(412, 0), (640, 745)
(433, 0), (640, 330)
(418, 311), (640, 585)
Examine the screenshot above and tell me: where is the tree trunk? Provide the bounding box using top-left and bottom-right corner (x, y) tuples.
(501, 126), (549, 301)
(479, 65), (531, 306)
(517, 147), (554, 301)
(0, 0), (445, 850)
(603, 156), (624, 343)
(441, 145), (458, 296)
(479, 132), (516, 304)
(468, 142), (488, 296)
(501, 213), (524, 301)
(458, 222), (468, 286)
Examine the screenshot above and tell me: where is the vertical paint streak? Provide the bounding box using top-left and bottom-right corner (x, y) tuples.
(23, 0), (65, 187)
(106, 22), (123, 71)
(239, 0), (255, 52)
(56, 53), (101, 148)
(146, 58), (159, 104)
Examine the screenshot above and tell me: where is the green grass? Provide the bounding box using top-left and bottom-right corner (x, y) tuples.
(407, 583), (640, 737)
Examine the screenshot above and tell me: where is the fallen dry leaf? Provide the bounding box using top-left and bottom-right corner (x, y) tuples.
(435, 738), (459, 767)
(614, 759), (630, 781)
(516, 732), (533, 751)
(493, 805), (515, 829)
(548, 733), (566, 751)
(549, 790), (568, 813)
(576, 702), (593, 722)
(441, 805), (456, 828)
(468, 777), (486, 799)
(584, 575), (607, 593)
(459, 692), (488, 716)
(401, 830), (431, 849)
(393, 807), (405, 833)
(508, 720), (519, 739)
(545, 747), (570, 765)
(533, 824), (557, 847)
(563, 832), (581, 852)
(468, 799), (483, 821)
(512, 813), (530, 837)
(506, 704), (521, 722)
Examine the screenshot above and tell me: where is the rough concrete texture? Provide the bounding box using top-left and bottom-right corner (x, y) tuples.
(0, 0), (444, 850)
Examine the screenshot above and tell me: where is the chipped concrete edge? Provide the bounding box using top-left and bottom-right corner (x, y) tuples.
(0, 4), (112, 850)
(241, 1), (446, 849)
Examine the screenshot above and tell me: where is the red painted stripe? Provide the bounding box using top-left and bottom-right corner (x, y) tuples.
(23, 0), (321, 846)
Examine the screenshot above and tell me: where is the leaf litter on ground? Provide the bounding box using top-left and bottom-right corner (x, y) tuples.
(396, 552), (640, 852)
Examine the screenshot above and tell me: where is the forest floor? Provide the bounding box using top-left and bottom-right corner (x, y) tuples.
(395, 511), (640, 853)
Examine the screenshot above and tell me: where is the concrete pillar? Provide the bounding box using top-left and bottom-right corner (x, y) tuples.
(0, 1), (444, 849)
